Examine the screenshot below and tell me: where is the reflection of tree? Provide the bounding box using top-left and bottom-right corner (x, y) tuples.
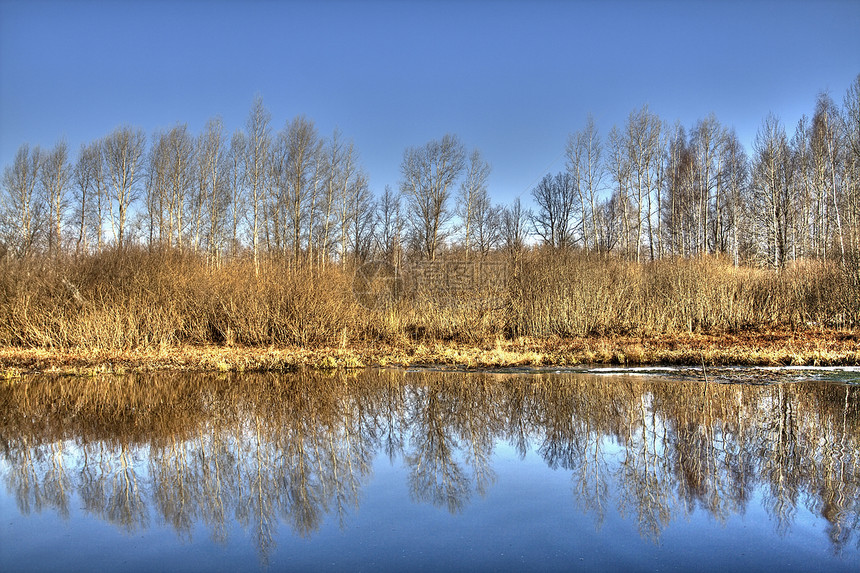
(194, 429), (234, 544)
(717, 386), (755, 517)
(5, 437), (49, 516)
(499, 379), (535, 459)
(616, 386), (674, 541)
(77, 442), (109, 518)
(276, 423), (325, 539)
(105, 443), (149, 532)
(1, 369), (859, 561)
(669, 383), (736, 524)
(150, 436), (196, 539)
(247, 415), (278, 563)
(570, 427), (610, 528)
(380, 377), (407, 463)
(802, 384), (860, 554)
(406, 384), (471, 513)
(537, 381), (580, 471)
(760, 385), (800, 535)
(41, 441), (71, 520)
(453, 377), (499, 497)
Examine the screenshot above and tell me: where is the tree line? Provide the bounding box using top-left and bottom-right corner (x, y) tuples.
(2, 75), (859, 269)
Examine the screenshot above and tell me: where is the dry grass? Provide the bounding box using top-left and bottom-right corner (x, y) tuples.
(0, 247), (858, 373)
(0, 329), (857, 377)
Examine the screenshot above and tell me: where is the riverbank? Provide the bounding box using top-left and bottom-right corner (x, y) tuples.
(2, 330), (858, 377)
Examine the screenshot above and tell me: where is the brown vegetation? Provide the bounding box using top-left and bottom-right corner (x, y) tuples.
(0, 248), (858, 374)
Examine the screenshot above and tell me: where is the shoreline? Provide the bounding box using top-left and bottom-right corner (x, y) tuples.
(1, 330), (858, 377)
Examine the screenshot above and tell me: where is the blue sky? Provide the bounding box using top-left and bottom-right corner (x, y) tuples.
(1, 0), (858, 205)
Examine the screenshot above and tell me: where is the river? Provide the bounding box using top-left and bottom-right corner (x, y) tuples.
(1, 367), (858, 571)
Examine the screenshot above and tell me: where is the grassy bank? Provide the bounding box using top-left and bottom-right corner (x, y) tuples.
(0, 248), (858, 374)
(1, 331), (858, 378)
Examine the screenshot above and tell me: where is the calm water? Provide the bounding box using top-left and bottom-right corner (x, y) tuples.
(1, 368), (858, 572)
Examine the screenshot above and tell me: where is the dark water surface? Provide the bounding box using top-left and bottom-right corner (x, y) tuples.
(1, 368), (858, 571)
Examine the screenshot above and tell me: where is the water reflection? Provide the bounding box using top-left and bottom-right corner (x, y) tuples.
(1, 369), (858, 563)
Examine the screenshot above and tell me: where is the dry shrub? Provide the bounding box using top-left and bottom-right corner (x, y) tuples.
(505, 250), (638, 337)
(0, 248), (856, 350)
(503, 250), (853, 337)
(0, 248), (360, 349)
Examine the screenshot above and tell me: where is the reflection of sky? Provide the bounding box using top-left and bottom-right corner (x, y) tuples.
(2, 427), (857, 572)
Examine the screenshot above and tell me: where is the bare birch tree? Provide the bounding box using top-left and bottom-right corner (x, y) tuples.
(245, 95), (271, 273)
(197, 117), (228, 262)
(103, 127), (146, 251)
(39, 140), (71, 257)
(842, 75), (860, 257)
(165, 124), (194, 251)
(471, 192), (502, 258)
(721, 129), (748, 265)
(318, 129), (344, 267)
(567, 115), (604, 251)
(145, 131), (170, 250)
(625, 106), (662, 261)
(227, 130), (246, 260)
(376, 184), (404, 265)
(752, 114), (792, 267)
(607, 125), (632, 257)
(457, 149), (491, 256)
(73, 142), (100, 256)
(284, 115), (319, 262)
(1, 144), (43, 257)
(812, 93), (846, 263)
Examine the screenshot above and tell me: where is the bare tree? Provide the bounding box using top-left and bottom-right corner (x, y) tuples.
(73, 142), (100, 256)
(318, 129), (344, 267)
(530, 172), (577, 249)
(337, 140), (359, 265)
(790, 116), (814, 260)
(245, 95), (271, 273)
(227, 130), (246, 259)
(145, 131), (170, 250)
(1, 144), (43, 257)
(284, 115), (319, 262)
(812, 92), (846, 263)
(399, 134), (466, 260)
(625, 106), (661, 261)
(662, 122), (691, 257)
(607, 125), (632, 257)
(457, 148), (491, 256)
(92, 140), (110, 251)
(752, 114), (792, 267)
(376, 184), (404, 265)
(471, 193), (502, 258)
(103, 126), (146, 251)
(306, 142), (325, 266)
(197, 117), (228, 262)
(164, 124), (194, 251)
(40, 140), (72, 257)
(721, 129), (748, 265)
(690, 114), (722, 255)
(347, 171), (376, 263)
(501, 198), (529, 261)
(842, 75), (860, 256)
(567, 115), (604, 251)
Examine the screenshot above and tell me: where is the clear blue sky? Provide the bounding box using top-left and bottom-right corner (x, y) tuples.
(1, 0), (858, 205)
